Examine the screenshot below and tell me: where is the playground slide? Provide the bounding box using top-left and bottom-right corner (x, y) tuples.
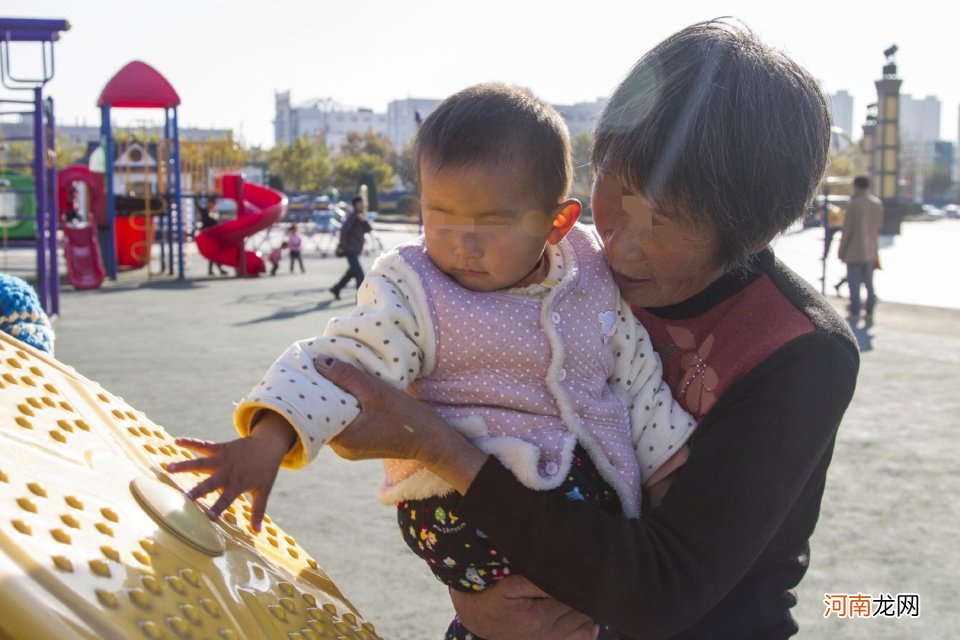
(63, 223), (106, 290)
(195, 177), (286, 276)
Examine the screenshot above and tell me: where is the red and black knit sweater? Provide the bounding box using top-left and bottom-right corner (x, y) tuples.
(459, 248), (860, 639)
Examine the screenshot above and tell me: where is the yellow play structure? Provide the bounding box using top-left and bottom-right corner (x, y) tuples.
(0, 330), (380, 639)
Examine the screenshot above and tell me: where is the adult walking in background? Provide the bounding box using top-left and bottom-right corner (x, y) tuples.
(330, 196), (372, 300)
(838, 176), (884, 327)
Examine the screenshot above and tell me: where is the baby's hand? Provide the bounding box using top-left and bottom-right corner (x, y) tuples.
(166, 413), (296, 532)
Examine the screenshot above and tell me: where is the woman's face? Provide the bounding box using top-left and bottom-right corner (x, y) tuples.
(591, 171), (726, 308)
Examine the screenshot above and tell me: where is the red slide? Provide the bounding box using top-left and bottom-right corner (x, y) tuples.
(195, 174), (287, 276)
(63, 224), (106, 290)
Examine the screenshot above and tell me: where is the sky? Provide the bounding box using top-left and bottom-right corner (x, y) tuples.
(2, 0), (958, 149)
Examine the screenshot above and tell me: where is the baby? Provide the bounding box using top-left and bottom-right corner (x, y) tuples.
(172, 83), (695, 640)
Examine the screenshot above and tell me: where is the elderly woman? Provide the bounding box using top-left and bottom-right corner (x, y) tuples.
(314, 20), (859, 640)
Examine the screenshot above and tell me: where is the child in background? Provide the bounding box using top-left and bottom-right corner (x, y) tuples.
(286, 224), (305, 273)
(170, 84), (696, 640)
(268, 242), (287, 276)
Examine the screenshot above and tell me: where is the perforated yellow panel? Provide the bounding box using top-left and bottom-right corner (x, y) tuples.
(0, 331), (380, 640)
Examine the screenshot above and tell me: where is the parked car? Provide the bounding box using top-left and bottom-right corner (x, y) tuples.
(943, 204), (960, 219)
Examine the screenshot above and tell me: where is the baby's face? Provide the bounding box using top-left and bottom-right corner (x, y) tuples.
(420, 160), (556, 292)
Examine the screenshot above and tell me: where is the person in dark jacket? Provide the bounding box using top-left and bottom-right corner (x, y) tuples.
(329, 196), (373, 300)
(305, 19), (859, 640)
(198, 196), (228, 275)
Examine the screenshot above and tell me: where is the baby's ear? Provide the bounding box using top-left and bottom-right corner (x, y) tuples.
(546, 200), (582, 245)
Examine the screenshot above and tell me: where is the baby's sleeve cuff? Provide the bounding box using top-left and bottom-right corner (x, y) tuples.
(234, 400), (318, 469)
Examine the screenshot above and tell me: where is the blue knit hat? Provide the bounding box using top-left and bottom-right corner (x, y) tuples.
(0, 274), (55, 355)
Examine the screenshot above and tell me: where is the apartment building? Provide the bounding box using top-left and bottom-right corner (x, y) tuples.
(275, 91), (607, 151)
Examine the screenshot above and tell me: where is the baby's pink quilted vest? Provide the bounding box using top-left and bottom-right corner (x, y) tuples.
(388, 226), (641, 509)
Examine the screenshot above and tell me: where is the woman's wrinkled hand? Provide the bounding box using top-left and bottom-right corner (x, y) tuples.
(313, 356), (437, 462)
(314, 357), (489, 495)
(451, 576), (599, 640)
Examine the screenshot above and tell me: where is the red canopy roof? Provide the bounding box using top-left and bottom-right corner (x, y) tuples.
(97, 61), (180, 109)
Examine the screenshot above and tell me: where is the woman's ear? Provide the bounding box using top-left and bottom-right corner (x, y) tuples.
(546, 199), (582, 245)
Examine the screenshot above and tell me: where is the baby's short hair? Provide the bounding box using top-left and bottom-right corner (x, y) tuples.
(593, 19), (831, 271)
(415, 83), (572, 209)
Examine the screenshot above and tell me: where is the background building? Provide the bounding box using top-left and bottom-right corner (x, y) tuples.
(931, 141), (954, 173)
(274, 92), (387, 150)
(900, 94), (940, 145)
(554, 98), (608, 140)
(0, 116), (231, 145)
(898, 94), (943, 202)
(274, 91), (295, 147)
(277, 92), (607, 152)
(828, 90), (854, 139)
(386, 98), (440, 152)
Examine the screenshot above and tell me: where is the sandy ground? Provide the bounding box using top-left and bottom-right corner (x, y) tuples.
(8, 218), (959, 638)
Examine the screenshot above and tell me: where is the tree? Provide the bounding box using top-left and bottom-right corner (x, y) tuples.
(180, 139), (249, 192)
(924, 165), (953, 199)
(393, 136), (417, 190)
(340, 130), (396, 165)
(55, 134), (88, 168)
(332, 152), (396, 196)
(816, 132), (864, 201)
(267, 135), (332, 193)
(0, 136), (83, 171)
(0, 140), (32, 171)
(337, 130), (399, 200)
(244, 145), (269, 166)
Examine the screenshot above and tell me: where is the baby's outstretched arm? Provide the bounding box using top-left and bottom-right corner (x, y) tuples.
(235, 258), (430, 468)
(170, 253), (429, 530)
(166, 411), (296, 532)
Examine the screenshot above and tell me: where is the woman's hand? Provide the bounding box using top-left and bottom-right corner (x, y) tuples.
(451, 576), (599, 640)
(314, 357), (489, 494)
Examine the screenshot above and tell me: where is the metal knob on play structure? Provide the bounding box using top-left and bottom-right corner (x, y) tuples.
(0, 331), (380, 639)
